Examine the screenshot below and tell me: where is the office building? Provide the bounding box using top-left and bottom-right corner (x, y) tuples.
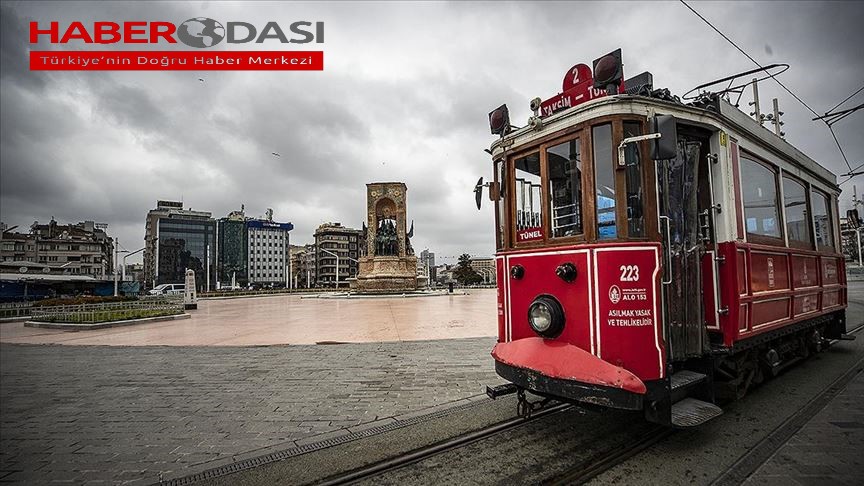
(419, 249), (436, 283)
(144, 200), (216, 290)
(314, 222), (362, 287)
(246, 218), (293, 287)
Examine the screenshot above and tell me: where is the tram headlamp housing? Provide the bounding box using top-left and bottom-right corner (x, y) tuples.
(489, 104), (511, 136)
(592, 48), (624, 95)
(528, 295), (565, 338)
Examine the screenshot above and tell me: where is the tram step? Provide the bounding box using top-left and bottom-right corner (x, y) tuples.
(671, 398), (723, 427)
(672, 398), (723, 427)
(670, 370), (707, 391)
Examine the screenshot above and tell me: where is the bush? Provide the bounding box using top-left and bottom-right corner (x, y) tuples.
(32, 295), (137, 308)
(37, 308), (182, 323)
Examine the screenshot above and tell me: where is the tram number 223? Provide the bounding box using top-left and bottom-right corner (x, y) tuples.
(619, 265), (640, 282)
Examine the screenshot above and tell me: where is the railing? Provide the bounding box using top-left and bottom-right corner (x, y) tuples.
(30, 298), (184, 324)
(0, 302), (34, 319)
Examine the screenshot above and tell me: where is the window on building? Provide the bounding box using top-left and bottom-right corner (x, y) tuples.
(547, 138), (583, 238)
(741, 156), (781, 241)
(812, 189), (835, 251)
(782, 176), (811, 248)
(593, 124), (616, 239)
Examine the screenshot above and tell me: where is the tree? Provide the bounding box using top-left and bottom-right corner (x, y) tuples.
(454, 253), (483, 285)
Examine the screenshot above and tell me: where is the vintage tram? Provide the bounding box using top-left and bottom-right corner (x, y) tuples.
(481, 49), (850, 427)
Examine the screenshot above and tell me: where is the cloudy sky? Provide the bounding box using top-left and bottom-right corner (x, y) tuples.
(1, 1), (862, 264)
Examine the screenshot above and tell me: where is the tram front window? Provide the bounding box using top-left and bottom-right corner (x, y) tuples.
(623, 121), (645, 237)
(593, 124), (616, 239)
(547, 139), (583, 237)
(514, 153), (543, 242)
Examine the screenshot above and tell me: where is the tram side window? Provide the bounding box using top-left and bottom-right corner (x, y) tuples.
(593, 124), (616, 239)
(547, 138), (583, 237)
(496, 159), (507, 249)
(812, 189), (835, 252)
(514, 153), (543, 240)
(741, 156), (781, 240)
(623, 122), (645, 237)
(782, 176), (812, 248)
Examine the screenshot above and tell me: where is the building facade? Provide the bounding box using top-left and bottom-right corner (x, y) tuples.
(0, 219), (113, 277)
(314, 222), (362, 287)
(469, 257), (496, 284)
(246, 219), (293, 287)
(144, 201), (216, 290)
(298, 243), (316, 287)
(419, 249), (436, 283)
(217, 209), (248, 287)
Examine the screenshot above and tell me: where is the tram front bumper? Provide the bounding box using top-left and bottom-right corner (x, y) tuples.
(492, 338), (646, 410)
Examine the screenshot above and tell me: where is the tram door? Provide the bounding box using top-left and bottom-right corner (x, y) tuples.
(658, 127), (713, 361)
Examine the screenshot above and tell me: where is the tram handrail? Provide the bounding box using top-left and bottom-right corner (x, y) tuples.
(659, 215), (673, 285)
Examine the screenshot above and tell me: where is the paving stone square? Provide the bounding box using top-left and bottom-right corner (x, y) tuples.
(0, 338), (503, 485)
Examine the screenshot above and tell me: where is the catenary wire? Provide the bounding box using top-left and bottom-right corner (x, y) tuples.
(679, 0), (856, 174)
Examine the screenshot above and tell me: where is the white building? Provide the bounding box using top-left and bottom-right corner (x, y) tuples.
(247, 220), (293, 287)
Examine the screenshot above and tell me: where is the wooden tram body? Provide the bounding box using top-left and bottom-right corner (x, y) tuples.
(485, 52), (848, 426)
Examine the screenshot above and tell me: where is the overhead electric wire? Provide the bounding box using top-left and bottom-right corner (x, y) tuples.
(679, 0), (857, 175)
(827, 85), (864, 115)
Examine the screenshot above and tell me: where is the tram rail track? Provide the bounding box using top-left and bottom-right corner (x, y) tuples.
(316, 402), (573, 486)
(317, 322), (864, 486)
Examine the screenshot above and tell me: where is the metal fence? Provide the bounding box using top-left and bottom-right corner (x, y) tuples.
(0, 302), (34, 319)
(29, 298), (184, 324)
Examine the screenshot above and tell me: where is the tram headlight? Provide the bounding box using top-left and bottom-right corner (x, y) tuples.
(528, 296), (565, 338)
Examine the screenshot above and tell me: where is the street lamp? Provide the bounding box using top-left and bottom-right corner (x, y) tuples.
(113, 238), (130, 297)
(320, 248), (340, 288)
(122, 247), (144, 283)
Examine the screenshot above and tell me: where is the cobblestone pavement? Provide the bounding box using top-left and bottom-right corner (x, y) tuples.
(745, 368), (864, 486)
(0, 338), (503, 485)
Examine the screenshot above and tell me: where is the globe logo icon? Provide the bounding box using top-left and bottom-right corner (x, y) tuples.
(177, 17), (225, 48)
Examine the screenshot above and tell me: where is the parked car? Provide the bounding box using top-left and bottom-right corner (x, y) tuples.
(148, 283), (185, 295)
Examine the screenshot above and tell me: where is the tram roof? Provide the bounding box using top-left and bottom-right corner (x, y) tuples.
(490, 94), (838, 190)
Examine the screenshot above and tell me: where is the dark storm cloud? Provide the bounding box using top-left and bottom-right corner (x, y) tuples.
(1, 1), (862, 261)
(0, 4), (47, 89)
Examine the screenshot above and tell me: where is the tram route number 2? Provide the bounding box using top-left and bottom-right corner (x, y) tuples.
(619, 264), (639, 282)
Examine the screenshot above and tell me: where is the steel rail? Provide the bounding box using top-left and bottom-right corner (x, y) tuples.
(543, 425), (674, 486)
(545, 320), (864, 486)
(317, 402), (573, 486)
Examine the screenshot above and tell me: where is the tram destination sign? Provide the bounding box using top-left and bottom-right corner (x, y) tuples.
(539, 63), (625, 118)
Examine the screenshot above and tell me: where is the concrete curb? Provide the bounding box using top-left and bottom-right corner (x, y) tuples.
(24, 313), (191, 330)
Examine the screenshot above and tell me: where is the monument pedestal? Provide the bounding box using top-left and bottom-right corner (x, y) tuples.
(352, 256), (418, 293)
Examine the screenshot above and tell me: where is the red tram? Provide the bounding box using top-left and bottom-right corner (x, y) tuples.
(480, 49), (850, 427)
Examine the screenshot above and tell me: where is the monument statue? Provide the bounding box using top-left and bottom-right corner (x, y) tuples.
(353, 182), (418, 293)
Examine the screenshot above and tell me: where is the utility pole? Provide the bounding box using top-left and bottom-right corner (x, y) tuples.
(113, 238), (119, 296)
(855, 185), (863, 267)
(206, 244), (211, 293)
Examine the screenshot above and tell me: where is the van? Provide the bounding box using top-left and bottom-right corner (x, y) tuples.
(148, 283), (186, 295)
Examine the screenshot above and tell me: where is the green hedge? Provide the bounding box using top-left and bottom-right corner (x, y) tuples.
(36, 308), (182, 323)
(32, 296), (137, 308)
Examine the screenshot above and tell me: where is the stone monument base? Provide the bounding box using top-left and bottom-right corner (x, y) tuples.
(351, 256), (418, 293)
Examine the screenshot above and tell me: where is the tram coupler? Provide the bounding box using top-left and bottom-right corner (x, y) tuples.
(486, 383), (518, 400)
(516, 388), (551, 419)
